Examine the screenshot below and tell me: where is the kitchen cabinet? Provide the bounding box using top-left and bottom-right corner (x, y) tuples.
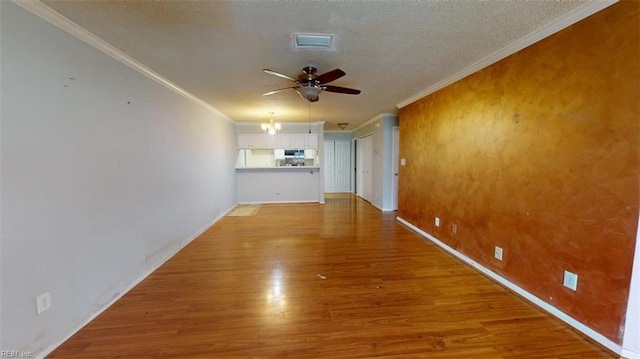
(290, 134), (307, 148)
(238, 134), (253, 149)
(305, 133), (318, 149)
(276, 133), (315, 149)
(257, 134), (277, 148)
(238, 133), (277, 149)
(240, 133), (318, 149)
(277, 134), (292, 149)
(277, 133), (303, 148)
(304, 149), (315, 160)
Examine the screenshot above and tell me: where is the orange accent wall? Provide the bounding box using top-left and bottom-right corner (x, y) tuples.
(398, 1), (639, 344)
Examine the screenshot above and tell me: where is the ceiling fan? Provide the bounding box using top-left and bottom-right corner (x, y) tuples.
(262, 66), (361, 102)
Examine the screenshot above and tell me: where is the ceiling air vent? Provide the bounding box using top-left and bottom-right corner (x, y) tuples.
(294, 33), (333, 49)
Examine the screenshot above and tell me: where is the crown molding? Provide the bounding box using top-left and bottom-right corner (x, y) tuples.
(234, 121), (324, 127)
(396, 0), (618, 109)
(324, 130), (353, 134)
(13, 0), (234, 123)
(353, 112), (398, 132)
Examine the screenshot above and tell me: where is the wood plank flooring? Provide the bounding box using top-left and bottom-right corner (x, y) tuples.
(48, 194), (615, 358)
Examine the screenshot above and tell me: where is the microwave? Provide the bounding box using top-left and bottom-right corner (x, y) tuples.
(284, 150), (305, 158)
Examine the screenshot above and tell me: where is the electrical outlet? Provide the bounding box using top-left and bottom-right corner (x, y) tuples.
(563, 270), (578, 291)
(451, 224), (457, 234)
(435, 217), (440, 227)
(494, 246), (503, 261)
(400, 158), (406, 166)
(36, 292), (52, 315)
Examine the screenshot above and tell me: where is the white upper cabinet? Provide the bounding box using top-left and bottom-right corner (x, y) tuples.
(276, 133), (292, 149)
(290, 134), (307, 148)
(238, 133), (278, 149)
(305, 133), (318, 149)
(237, 133), (253, 149)
(258, 133), (277, 149)
(239, 132), (318, 149)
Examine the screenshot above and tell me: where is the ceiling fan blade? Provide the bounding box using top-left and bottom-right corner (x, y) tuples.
(323, 85), (361, 95)
(315, 69), (346, 84)
(263, 69), (298, 82)
(262, 86), (298, 96)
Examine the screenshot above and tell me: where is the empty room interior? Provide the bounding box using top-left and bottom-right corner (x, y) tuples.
(1, 0), (639, 358)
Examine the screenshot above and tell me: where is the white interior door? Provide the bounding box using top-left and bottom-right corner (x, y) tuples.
(356, 139), (362, 197)
(391, 127), (399, 211)
(324, 140), (335, 192)
(357, 135), (373, 202)
(334, 141), (351, 192)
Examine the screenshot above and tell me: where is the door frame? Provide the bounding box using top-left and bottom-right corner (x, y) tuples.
(391, 126), (399, 211)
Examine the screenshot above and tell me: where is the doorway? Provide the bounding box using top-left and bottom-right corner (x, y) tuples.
(391, 126), (399, 211)
(356, 134), (373, 202)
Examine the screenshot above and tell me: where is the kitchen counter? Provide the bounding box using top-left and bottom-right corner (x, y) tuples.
(235, 166), (320, 171)
(236, 166), (321, 203)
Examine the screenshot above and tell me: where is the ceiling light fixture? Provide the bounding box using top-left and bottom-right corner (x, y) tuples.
(296, 85), (322, 102)
(261, 112), (281, 135)
(337, 122), (349, 130)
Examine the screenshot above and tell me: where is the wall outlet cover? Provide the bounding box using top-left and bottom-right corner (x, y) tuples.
(494, 246), (503, 261)
(563, 270), (578, 291)
(36, 292), (52, 315)
(435, 217), (440, 227)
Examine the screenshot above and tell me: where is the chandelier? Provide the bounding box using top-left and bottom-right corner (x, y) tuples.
(261, 112), (281, 135)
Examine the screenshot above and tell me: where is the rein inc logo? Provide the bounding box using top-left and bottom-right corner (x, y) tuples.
(1, 351), (33, 358)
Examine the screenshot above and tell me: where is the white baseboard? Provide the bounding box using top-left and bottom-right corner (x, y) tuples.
(396, 216), (622, 355)
(623, 349), (640, 359)
(238, 200), (320, 205)
(35, 205), (236, 359)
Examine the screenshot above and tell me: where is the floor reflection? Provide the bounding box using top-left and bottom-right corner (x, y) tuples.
(265, 266), (286, 309)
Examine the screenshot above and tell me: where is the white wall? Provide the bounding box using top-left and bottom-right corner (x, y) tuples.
(623, 215), (640, 359)
(0, 2), (237, 355)
(324, 131), (353, 142)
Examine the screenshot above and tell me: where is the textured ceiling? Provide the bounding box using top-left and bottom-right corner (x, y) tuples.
(41, 0), (591, 130)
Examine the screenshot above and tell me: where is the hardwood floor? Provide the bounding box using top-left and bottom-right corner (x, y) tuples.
(48, 194), (615, 358)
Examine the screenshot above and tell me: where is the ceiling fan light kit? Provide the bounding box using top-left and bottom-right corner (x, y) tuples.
(297, 86), (321, 102)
